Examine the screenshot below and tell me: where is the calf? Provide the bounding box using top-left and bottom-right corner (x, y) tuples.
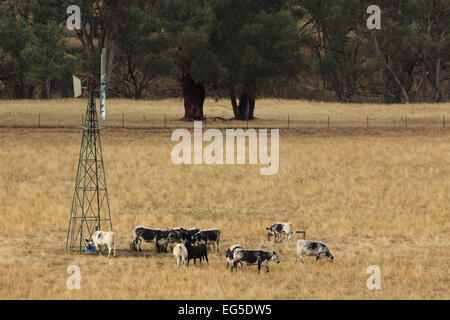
(225, 244), (243, 269)
(85, 231), (116, 258)
(295, 240), (334, 264)
(173, 243), (188, 268)
(192, 229), (220, 252)
(266, 222), (293, 242)
(184, 241), (209, 266)
(231, 249), (280, 273)
(133, 226), (170, 253)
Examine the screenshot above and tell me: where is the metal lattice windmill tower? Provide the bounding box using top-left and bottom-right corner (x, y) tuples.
(66, 49), (112, 253)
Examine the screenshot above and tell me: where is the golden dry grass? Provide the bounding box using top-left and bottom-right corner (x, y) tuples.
(0, 99), (449, 300)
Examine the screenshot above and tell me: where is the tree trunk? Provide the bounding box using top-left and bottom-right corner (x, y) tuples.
(181, 69), (205, 120)
(230, 85), (238, 116)
(446, 78), (450, 102)
(232, 94), (255, 120)
(433, 56), (441, 102)
(45, 79), (51, 99)
(382, 60), (389, 103)
(422, 65), (427, 102)
(230, 82), (256, 121)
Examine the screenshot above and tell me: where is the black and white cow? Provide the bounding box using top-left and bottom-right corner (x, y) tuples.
(133, 226), (170, 253)
(266, 222), (294, 242)
(225, 244), (243, 269)
(231, 249), (280, 273)
(295, 240), (334, 264)
(192, 229), (220, 252)
(85, 231), (117, 258)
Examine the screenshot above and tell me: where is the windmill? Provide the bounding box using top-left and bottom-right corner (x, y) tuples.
(66, 49), (113, 253)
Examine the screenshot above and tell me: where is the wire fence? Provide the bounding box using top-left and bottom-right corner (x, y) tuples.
(0, 111), (449, 130)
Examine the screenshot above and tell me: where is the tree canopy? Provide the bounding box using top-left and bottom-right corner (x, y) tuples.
(0, 0), (449, 111)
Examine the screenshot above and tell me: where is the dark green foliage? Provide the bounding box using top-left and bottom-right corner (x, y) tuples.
(209, 0), (301, 118)
(0, 0), (448, 104)
(298, 0), (376, 102)
(114, 2), (173, 98)
(0, 0), (71, 98)
(369, 0), (449, 103)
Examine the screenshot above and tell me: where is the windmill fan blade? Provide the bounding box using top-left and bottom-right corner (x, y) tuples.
(100, 48), (107, 120)
(73, 75), (82, 98)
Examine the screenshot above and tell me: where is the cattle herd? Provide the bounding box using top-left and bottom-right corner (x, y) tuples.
(84, 222), (334, 273)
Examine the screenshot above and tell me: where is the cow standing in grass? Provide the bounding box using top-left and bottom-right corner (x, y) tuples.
(295, 240), (334, 264)
(193, 229), (220, 252)
(184, 241), (209, 266)
(173, 243), (188, 268)
(231, 249), (280, 273)
(133, 226), (170, 253)
(266, 222), (294, 242)
(85, 231), (117, 258)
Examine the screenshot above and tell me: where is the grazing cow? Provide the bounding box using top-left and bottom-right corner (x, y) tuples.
(173, 243), (188, 268)
(133, 226), (170, 253)
(85, 231), (117, 258)
(295, 240), (334, 264)
(225, 244), (243, 269)
(192, 229), (220, 252)
(231, 249), (280, 273)
(184, 241), (209, 266)
(266, 222), (294, 242)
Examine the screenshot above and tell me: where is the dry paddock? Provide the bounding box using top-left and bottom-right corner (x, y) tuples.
(0, 124), (448, 300)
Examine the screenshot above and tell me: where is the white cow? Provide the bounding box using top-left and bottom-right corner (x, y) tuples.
(173, 243), (188, 268)
(85, 231), (117, 258)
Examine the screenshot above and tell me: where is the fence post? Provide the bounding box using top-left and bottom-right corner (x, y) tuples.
(367, 116), (369, 129)
(82, 114), (84, 126)
(122, 113), (125, 129)
(444, 114), (446, 129)
(164, 114), (167, 129)
(288, 114), (290, 129)
(328, 115), (330, 129)
(38, 113), (40, 128)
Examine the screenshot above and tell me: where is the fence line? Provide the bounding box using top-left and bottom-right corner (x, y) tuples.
(0, 112), (449, 130)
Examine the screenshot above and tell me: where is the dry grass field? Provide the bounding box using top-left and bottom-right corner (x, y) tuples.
(0, 99), (449, 300)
